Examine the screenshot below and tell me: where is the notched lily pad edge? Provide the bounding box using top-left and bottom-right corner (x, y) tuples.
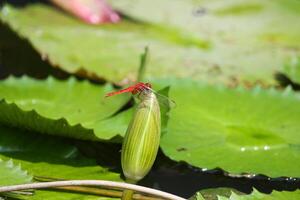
(0, 99), (123, 143)
(275, 72), (300, 91)
(193, 187), (300, 200)
(0, 158), (33, 184)
(156, 77), (300, 107)
(0, 158), (33, 199)
(0, 75), (126, 142)
(163, 157), (300, 184)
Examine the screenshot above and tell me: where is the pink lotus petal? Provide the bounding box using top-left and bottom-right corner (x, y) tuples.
(51, 0), (120, 24)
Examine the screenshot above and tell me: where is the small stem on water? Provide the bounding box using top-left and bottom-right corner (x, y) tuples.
(122, 179), (137, 200)
(122, 189), (134, 200)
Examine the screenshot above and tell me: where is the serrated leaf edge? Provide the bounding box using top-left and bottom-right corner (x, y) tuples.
(0, 76), (121, 141)
(0, 158), (33, 184)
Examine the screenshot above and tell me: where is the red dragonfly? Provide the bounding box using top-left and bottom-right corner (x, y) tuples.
(105, 82), (152, 97)
(105, 82), (175, 108)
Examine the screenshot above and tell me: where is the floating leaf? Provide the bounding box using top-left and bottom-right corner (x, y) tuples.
(109, 0), (300, 46)
(1, 76), (300, 177)
(282, 56), (300, 84)
(108, 0), (300, 84)
(1, 3), (295, 85)
(0, 159), (32, 186)
(192, 187), (243, 200)
(0, 125), (121, 180)
(30, 191), (117, 200)
(158, 79), (300, 177)
(195, 189), (300, 200)
(0, 76), (129, 141)
(0, 4), (212, 84)
(0, 125), (120, 199)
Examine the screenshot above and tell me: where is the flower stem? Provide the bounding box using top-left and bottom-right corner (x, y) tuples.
(122, 189), (135, 200)
(0, 180), (185, 200)
(122, 179), (137, 200)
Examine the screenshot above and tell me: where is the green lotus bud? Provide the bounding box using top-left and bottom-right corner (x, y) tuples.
(105, 81), (162, 200)
(121, 90), (161, 182)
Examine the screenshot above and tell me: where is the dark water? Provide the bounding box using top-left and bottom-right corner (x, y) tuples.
(73, 140), (300, 198)
(1, 0), (49, 7)
(0, 1), (300, 199)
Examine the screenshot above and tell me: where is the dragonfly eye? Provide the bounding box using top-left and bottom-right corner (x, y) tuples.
(132, 89), (138, 95)
(145, 83), (152, 88)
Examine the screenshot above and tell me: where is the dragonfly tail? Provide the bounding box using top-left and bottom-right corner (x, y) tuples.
(105, 87), (135, 97)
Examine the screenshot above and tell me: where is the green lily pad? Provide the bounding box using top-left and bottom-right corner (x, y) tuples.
(109, 0), (300, 84)
(0, 125), (120, 199)
(0, 125), (121, 180)
(1, 3), (297, 85)
(192, 187), (243, 200)
(109, 0), (300, 48)
(282, 56), (300, 84)
(30, 191), (117, 200)
(0, 76), (129, 141)
(0, 4), (213, 84)
(1, 76), (300, 177)
(195, 189), (300, 200)
(159, 79), (300, 177)
(0, 159), (32, 186)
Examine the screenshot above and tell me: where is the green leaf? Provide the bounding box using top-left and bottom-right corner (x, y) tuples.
(0, 4), (212, 84)
(1, 3), (296, 85)
(0, 125), (120, 199)
(108, 0), (300, 84)
(0, 76), (129, 141)
(109, 0), (300, 46)
(30, 191), (118, 200)
(194, 189), (300, 200)
(0, 159), (32, 186)
(204, 189), (300, 200)
(1, 76), (299, 177)
(191, 188), (243, 200)
(282, 56), (300, 84)
(0, 125), (121, 180)
(158, 79), (300, 177)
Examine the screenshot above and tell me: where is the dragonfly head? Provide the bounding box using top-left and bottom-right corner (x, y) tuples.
(132, 82), (152, 95)
(144, 83), (152, 89)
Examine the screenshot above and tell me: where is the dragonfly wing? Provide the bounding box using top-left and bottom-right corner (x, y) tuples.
(146, 87), (176, 109)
